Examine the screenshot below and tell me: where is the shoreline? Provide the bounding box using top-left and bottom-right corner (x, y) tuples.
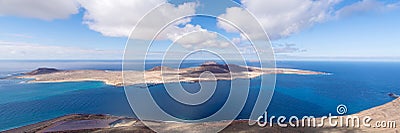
(15, 64), (328, 86)
(5, 98), (399, 132)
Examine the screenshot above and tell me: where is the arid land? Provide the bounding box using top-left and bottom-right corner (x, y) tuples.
(16, 62), (328, 86)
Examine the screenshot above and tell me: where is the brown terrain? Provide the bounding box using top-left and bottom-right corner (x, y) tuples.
(16, 62), (327, 86)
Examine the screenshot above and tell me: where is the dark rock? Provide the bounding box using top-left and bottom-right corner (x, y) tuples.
(25, 68), (61, 75)
(388, 93), (400, 98)
(192, 62), (253, 74)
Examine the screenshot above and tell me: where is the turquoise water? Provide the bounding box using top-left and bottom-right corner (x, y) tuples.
(0, 80), (105, 104)
(0, 61), (399, 131)
(0, 81), (133, 131)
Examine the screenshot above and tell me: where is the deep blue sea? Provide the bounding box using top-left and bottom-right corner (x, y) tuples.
(0, 60), (399, 131)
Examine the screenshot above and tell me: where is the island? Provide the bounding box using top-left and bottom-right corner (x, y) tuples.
(16, 62), (328, 86)
(5, 62), (399, 132)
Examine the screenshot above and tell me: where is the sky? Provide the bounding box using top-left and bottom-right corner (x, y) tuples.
(0, 0), (399, 61)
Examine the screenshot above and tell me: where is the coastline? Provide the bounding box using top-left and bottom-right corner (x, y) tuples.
(5, 98), (399, 132)
(15, 64), (328, 86)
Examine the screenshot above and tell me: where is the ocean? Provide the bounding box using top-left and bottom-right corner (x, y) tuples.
(0, 60), (399, 131)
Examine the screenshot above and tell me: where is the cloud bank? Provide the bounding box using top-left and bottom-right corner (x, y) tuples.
(0, 0), (80, 20)
(218, 0), (399, 40)
(1, 0), (399, 60)
(0, 41), (122, 59)
(1, 0), (398, 41)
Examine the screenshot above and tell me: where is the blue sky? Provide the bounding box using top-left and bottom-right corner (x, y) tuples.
(0, 11), (125, 50)
(277, 4), (400, 60)
(0, 0), (399, 61)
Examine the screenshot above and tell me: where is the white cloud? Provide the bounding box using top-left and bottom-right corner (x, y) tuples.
(79, 0), (197, 39)
(218, 0), (340, 40)
(174, 30), (230, 49)
(273, 43), (306, 54)
(0, 41), (122, 59)
(232, 42), (306, 55)
(218, 0), (400, 41)
(0, 0), (80, 20)
(335, 0), (400, 18)
(78, 0), (163, 37)
(163, 23), (204, 41)
(78, 1), (230, 49)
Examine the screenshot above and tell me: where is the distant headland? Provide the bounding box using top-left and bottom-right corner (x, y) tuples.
(16, 62), (328, 86)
